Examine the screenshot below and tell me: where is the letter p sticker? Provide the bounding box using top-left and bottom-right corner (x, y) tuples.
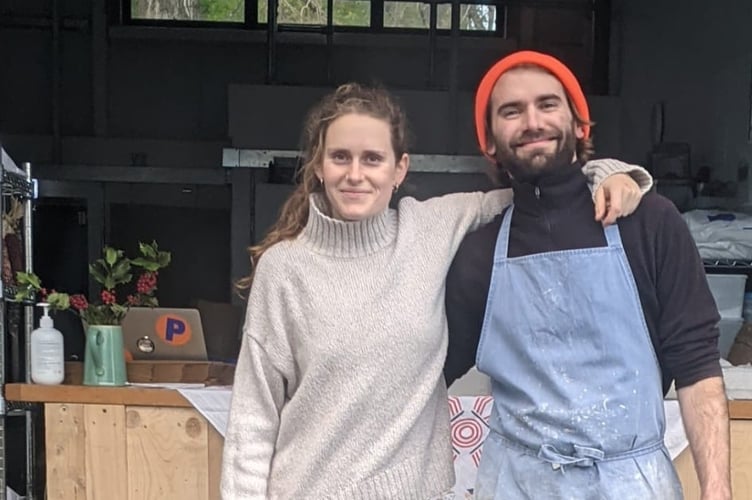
(155, 314), (192, 346)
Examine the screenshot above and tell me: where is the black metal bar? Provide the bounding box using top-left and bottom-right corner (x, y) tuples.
(122, 0), (132, 23)
(326, 0), (334, 83)
(34, 165), (230, 185)
(92, 0), (109, 136)
(427, 2), (437, 87)
(371, 0), (384, 29)
(51, 0), (62, 165)
(448, 0), (460, 153)
(592, 0), (610, 95)
(266, 0), (278, 83)
(0, 16), (89, 31)
(246, 0), (256, 27)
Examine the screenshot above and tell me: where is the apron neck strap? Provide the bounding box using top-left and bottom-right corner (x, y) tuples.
(495, 205), (514, 260)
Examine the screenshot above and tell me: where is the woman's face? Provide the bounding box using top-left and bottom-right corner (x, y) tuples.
(316, 113), (408, 221)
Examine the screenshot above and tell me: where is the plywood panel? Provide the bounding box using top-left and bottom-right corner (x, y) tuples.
(45, 403), (87, 500)
(733, 420), (752, 498)
(674, 419), (752, 499)
(83, 404), (128, 500)
(207, 426), (224, 500)
(126, 406), (209, 500)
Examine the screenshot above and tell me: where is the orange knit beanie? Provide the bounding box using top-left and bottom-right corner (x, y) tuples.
(474, 50), (590, 156)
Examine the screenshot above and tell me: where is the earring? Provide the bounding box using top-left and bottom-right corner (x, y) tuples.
(319, 177), (323, 185)
(393, 184), (400, 192)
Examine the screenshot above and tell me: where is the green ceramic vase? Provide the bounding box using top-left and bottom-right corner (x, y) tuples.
(83, 325), (127, 386)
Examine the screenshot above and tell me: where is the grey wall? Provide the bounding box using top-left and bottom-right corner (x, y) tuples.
(1, 0), (607, 165)
(4, 1), (751, 172)
(227, 85), (623, 157)
(616, 0), (752, 181)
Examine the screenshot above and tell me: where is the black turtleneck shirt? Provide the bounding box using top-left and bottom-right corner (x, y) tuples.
(444, 163), (722, 395)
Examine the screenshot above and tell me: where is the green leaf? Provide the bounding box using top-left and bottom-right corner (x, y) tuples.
(88, 263), (107, 285)
(141, 296), (159, 308)
(16, 271), (42, 289)
(110, 259), (133, 284)
(158, 252), (171, 267)
(139, 241), (157, 259)
(130, 257), (158, 271)
(104, 247), (119, 266)
(48, 293), (70, 310)
(111, 303), (127, 315)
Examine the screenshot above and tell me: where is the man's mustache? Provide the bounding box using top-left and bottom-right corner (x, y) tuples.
(512, 131), (562, 148)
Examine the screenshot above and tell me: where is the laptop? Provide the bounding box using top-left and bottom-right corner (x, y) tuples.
(121, 307), (208, 361)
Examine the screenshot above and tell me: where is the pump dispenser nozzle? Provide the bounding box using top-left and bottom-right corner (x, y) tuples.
(37, 302), (53, 328)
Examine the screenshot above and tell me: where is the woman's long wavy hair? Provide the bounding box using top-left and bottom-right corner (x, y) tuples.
(236, 83), (409, 292)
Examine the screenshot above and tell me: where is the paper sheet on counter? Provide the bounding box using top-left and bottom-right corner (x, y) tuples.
(7, 487), (24, 500)
(178, 385), (233, 436)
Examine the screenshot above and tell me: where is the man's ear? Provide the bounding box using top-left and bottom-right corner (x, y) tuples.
(575, 123), (585, 140)
(486, 136), (496, 157)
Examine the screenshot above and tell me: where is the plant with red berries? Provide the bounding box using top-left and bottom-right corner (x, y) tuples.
(15, 241), (171, 326)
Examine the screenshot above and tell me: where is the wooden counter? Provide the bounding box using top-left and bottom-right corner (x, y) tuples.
(5, 384), (752, 499)
(5, 383), (222, 500)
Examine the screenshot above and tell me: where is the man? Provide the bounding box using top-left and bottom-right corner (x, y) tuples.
(444, 51), (730, 499)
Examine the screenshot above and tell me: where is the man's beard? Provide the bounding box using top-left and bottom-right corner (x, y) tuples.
(493, 128), (577, 184)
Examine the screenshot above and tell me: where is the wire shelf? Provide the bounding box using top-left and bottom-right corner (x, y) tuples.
(1, 172), (34, 199)
(703, 259), (752, 270)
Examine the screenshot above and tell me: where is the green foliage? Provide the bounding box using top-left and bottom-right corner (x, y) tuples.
(90, 247), (132, 291)
(14, 241), (171, 326)
(131, 241), (172, 272)
(131, 0), (494, 30)
(332, 0), (370, 27)
(199, 0), (244, 22)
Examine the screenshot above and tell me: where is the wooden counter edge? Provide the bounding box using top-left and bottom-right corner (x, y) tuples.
(5, 383), (752, 419)
(728, 400), (752, 419)
(4, 383), (192, 408)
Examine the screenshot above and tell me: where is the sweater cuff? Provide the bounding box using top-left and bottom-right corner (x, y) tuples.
(584, 159), (654, 199)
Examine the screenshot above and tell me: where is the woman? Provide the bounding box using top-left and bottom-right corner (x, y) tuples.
(221, 83), (650, 499)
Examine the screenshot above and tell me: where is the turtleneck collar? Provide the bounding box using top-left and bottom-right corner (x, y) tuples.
(299, 193), (398, 258)
(510, 161), (590, 213)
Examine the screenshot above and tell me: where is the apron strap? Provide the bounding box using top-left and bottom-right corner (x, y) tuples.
(603, 222), (624, 249)
(495, 207), (624, 259)
(494, 205), (514, 262)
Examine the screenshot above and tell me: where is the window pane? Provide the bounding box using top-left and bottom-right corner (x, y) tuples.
(384, 1), (430, 29)
(334, 0), (370, 26)
(437, 3), (496, 31)
(257, 0), (328, 24)
(258, 0), (267, 22)
(131, 0), (244, 22)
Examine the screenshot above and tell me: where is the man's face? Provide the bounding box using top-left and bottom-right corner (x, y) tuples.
(486, 67), (585, 182)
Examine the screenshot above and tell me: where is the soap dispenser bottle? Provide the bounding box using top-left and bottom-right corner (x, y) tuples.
(30, 302), (65, 385)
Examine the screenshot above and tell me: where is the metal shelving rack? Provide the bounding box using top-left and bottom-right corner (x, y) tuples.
(0, 146), (36, 500)
(703, 259), (752, 270)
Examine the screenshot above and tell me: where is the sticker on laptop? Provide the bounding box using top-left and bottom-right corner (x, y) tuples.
(154, 314), (193, 346)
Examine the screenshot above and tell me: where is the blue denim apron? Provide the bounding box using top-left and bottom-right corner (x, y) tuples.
(474, 206), (683, 500)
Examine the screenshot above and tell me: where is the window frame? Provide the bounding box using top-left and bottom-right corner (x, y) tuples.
(122, 0), (509, 35)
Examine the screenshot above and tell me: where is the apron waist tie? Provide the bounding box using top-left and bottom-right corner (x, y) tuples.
(496, 433), (665, 471)
(538, 443), (604, 469)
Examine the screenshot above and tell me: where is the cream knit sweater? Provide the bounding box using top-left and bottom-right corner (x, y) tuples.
(221, 160), (652, 499)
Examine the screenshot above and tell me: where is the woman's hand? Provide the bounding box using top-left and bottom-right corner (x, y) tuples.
(594, 173), (642, 226)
